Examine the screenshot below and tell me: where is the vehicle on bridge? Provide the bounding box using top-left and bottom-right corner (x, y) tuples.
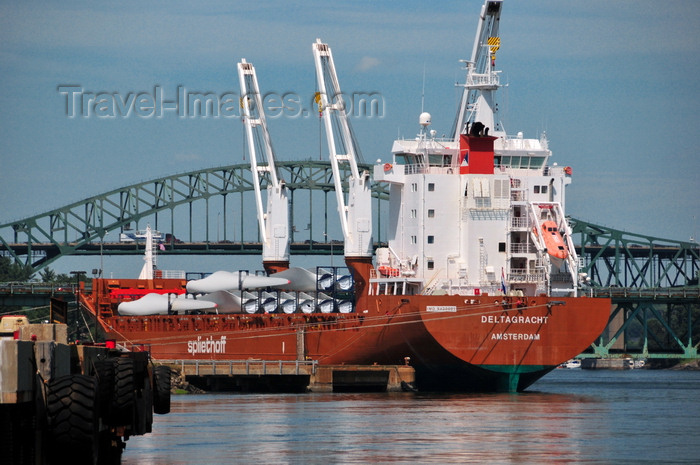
(119, 227), (163, 243)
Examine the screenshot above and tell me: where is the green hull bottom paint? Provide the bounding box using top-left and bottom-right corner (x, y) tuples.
(480, 365), (555, 393)
(413, 364), (555, 393)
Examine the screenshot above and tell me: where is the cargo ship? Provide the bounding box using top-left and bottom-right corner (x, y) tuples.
(81, 0), (611, 392)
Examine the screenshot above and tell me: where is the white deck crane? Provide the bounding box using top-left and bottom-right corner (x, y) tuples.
(237, 59), (290, 273)
(312, 39), (373, 261)
(453, 0), (503, 142)
(312, 39), (374, 296)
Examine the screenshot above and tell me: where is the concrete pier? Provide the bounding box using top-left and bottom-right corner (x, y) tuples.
(311, 364), (416, 392)
(162, 359), (416, 393)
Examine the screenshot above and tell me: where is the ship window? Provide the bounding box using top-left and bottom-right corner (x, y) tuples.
(499, 242), (506, 252)
(534, 186), (540, 194)
(427, 235), (434, 244)
(394, 154), (407, 165)
(428, 209), (435, 218)
(410, 209), (417, 219)
(541, 185), (548, 194)
(411, 235), (417, 244)
(411, 183), (418, 192)
(475, 197), (491, 208)
(429, 155), (443, 166)
(427, 260), (434, 270)
(428, 183), (435, 191)
(530, 157), (545, 168)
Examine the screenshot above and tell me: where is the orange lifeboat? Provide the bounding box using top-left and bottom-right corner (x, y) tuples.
(541, 220), (568, 261)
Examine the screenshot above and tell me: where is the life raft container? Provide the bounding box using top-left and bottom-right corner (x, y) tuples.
(377, 265), (400, 277)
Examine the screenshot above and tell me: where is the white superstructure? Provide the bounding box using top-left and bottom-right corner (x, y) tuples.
(372, 0), (580, 298)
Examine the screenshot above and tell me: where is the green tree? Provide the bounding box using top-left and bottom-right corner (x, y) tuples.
(38, 267), (73, 283)
(39, 267), (56, 283)
(55, 273), (73, 283)
(0, 256), (33, 281)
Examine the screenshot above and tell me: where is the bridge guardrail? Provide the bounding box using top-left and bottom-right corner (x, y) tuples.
(592, 287), (700, 299)
(0, 282), (77, 295)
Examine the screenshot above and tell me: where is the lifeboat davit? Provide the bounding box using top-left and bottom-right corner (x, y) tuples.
(541, 220), (568, 265)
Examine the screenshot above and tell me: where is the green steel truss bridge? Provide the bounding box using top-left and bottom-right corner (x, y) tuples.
(1, 161), (699, 360)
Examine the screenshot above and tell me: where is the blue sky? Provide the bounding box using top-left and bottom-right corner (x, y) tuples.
(1, 0), (699, 275)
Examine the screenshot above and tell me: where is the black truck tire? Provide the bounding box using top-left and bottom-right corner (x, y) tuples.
(46, 374), (99, 465)
(153, 365), (172, 414)
(111, 357), (135, 425)
(93, 359), (115, 419)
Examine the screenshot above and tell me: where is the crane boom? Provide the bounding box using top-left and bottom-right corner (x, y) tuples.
(453, 0), (503, 141)
(312, 39), (373, 259)
(237, 59), (290, 271)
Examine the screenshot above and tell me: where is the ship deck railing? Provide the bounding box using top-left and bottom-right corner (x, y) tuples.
(368, 268), (424, 295)
(159, 359), (319, 377)
(511, 216), (531, 229)
(154, 270), (186, 279)
(511, 191), (527, 201)
(402, 164), (459, 176)
(466, 71), (500, 88)
(510, 243), (538, 254)
(498, 135), (547, 151)
(508, 270), (546, 283)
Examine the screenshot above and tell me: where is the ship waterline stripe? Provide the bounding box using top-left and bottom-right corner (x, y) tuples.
(478, 364), (549, 374)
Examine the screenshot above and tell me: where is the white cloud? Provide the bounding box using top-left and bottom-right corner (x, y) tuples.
(356, 56), (380, 72)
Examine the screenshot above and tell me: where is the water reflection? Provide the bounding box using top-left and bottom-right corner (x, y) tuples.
(121, 370), (700, 464)
(122, 389), (612, 464)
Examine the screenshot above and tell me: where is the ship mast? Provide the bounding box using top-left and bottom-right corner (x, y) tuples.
(138, 225), (155, 280)
(237, 59), (290, 273)
(312, 39), (373, 260)
(453, 0), (503, 142)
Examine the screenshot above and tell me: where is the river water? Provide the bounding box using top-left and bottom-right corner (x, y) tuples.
(121, 369), (700, 464)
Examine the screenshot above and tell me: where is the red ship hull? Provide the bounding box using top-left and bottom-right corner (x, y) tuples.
(83, 278), (610, 392)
